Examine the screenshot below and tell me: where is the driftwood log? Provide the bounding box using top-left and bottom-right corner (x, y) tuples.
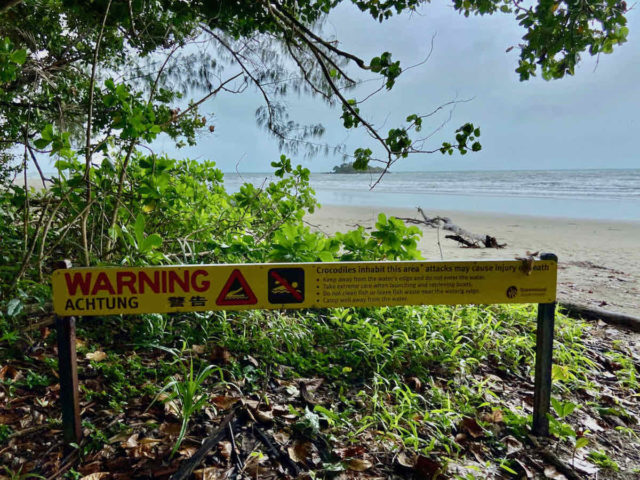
(560, 302), (640, 332)
(399, 207), (506, 249)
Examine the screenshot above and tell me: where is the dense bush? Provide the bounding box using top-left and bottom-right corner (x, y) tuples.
(0, 152), (422, 328)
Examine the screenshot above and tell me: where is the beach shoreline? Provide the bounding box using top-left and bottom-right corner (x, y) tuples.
(307, 204), (640, 317)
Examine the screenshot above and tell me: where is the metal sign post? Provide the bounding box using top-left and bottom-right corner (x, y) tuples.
(532, 253), (557, 436)
(54, 260), (82, 449)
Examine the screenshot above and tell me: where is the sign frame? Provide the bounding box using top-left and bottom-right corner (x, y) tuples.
(52, 254), (557, 449)
(52, 258), (556, 316)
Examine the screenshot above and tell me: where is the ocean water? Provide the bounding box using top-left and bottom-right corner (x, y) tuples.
(223, 169), (640, 221)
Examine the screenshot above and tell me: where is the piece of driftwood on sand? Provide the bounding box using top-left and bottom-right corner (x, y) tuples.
(399, 207), (506, 249)
(560, 302), (640, 332)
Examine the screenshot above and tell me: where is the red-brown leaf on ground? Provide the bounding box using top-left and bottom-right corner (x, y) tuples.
(252, 408), (274, 424)
(271, 404), (290, 417)
(241, 398), (259, 409)
(288, 440), (313, 463)
(210, 395), (239, 410)
(111, 474), (134, 480)
(0, 364), (20, 381)
(85, 351), (108, 362)
(480, 409), (504, 424)
(501, 435), (523, 456)
(396, 451), (416, 469)
(346, 458), (373, 471)
(513, 459), (535, 478)
(209, 345), (232, 364)
(194, 466), (229, 480)
(414, 455), (445, 479)
(178, 446), (198, 458)
(79, 473), (110, 480)
(334, 445), (367, 459)
(459, 417), (484, 438)
(218, 440), (232, 460)
(159, 422), (182, 436)
(105, 456), (131, 471)
(406, 376), (422, 391)
(299, 381), (318, 405)
(0, 411), (21, 423)
(242, 399), (274, 423)
(299, 377), (324, 392)
(121, 433), (139, 449)
(273, 430), (290, 444)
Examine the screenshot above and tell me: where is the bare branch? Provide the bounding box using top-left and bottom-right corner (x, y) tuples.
(26, 142), (50, 188)
(82, 0), (112, 266)
(0, 0), (22, 14)
(203, 26), (283, 139)
(270, 1), (369, 70)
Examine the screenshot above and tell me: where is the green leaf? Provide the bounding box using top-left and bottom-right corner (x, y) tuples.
(499, 463), (517, 475)
(370, 56), (382, 72)
(6, 298), (23, 317)
(10, 49), (27, 65)
(551, 364), (570, 382)
(552, 397), (577, 418)
(33, 138), (51, 149)
(314, 405), (339, 424)
(562, 402), (577, 417)
(141, 233), (162, 252)
(133, 213), (145, 247)
(317, 251), (334, 262)
(575, 436), (589, 449)
(41, 124), (53, 141)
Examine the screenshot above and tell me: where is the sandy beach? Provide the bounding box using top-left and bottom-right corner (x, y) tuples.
(307, 205), (640, 317)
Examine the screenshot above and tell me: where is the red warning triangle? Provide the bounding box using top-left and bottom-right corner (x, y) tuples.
(216, 269), (258, 306)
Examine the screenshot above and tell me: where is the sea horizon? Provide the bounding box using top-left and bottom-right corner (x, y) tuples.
(221, 166), (640, 174)
(224, 168), (640, 222)
(20, 167), (640, 222)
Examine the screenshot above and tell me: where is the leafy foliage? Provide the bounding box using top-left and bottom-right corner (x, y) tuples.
(0, 0), (629, 184)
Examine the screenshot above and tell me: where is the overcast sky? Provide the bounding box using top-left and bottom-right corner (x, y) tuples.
(152, 2), (640, 173)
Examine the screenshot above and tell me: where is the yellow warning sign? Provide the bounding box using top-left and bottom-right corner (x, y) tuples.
(52, 259), (557, 316)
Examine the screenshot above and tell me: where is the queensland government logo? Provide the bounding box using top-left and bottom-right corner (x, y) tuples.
(506, 286), (518, 299)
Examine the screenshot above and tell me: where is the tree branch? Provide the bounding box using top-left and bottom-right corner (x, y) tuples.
(81, 0), (112, 266)
(0, 0), (22, 14)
